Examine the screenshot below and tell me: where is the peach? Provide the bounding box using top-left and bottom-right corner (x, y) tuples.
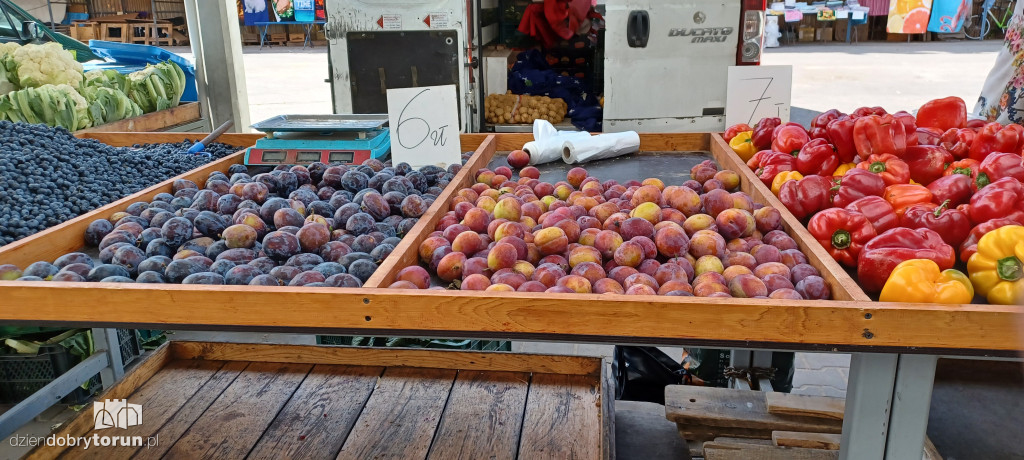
(753, 206), (783, 233)
(593, 278), (625, 294)
(715, 209), (756, 240)
(389, 280), (419, 289)
(796, 276), (830, 300)
(520, 217), (538, 229)
(487, 242), (518, 271)
(521, 201), (544, 222)
(534, 182), (556, 198)
(557, 274), (592, 293)
(690, 162), (718, 183)
(729, 274), (768, 298)
(486, 283), (515, 292)
(395, 266), (431, 289)
(568, 246), (602, 268)
(693, 281), (730, 297)
(694, 255), (724, 276)
(693, 272), (727, 288)
(571, 261), (606, 284)
(539, 254), (569, 270)
(790, 264), (821, 285)
(507, 149), (530, 168)
(714, 170), (741, 191)
(546, 286), (575, 293)
(553, 219), (582, 244)
(682, 214), (717, 237)
(603, 212), (629, 231)
(630, 185), (663, 207)
(637, 259), (661, 277)
(613, 241), (644, 267)
(510, 260), (535, 278)
(731, 192), (754, 213)
(780, 249), (809, 268)
(476, 170), (495, 185)
(462, 207), (491, 233)
(631, 236), (658, 260)
(702, 179), (725, 192)
(577, 216), (601, 231)
(594, 230), (624, 258)
(458, 188), (480, 204)
(722, 265), (753, 284)
(726, 238), (750, 253)
(517, 280), (547, 292)
(641, 178), (665, 190)
(419, 236), (451, 263)
(609, 266), (639, 286)
(476, 196), (497, 213)
(554, 184), (573, 200)
(471, 183), (490, 195)
(494, 166), (513, 178)
(618, 217), (656, 240)
(660, 209), (686, 227)
(493, 197), (523, 221)
(688, 230), (727, 258)
(490, 174), (509, 188)
(437, 252), (467, 281)
(534, 227), (569, 255)
(566, 167), (588, 188)
(532, 263), (567, 287)
(629, 202), (663, 224)
(701, 188), (733, 218)
(662, 186), (701, 216)
(623, 273), (659, 290)
(764, 230), (799, 251)
(657, 280), (693, 296)
(442, 224), (472, 243)
(461, 273), (491, 290)
(521, 166), (541, 180)
(452, 231), (484, 255)
(625, 284), (657, 296)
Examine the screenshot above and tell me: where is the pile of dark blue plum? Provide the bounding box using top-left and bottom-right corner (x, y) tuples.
(0, 155), (469, 286)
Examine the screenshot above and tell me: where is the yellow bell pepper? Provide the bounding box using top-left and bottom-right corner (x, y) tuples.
(728, 131), (757, 162)
(879, 259), (973, 304)
(770, 171), (803, 196)
(833, 162), (856, 177)
(967, 225), (1024, 305)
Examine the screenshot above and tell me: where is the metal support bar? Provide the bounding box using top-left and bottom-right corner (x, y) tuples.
(184, 0), (249, 132)
(91, 328), (125, 388)
(885, 354), (937, 460)
(728, 349), (752, 389)
(182, 0), (211, 131)
(0, 352), (109, 440)
(840, 353), (898, 460)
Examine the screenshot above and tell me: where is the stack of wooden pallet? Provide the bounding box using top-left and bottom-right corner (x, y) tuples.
(663, 385), (942, 460)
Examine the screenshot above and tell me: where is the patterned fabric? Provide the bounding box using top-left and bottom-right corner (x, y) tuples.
(861, 0), (893, 16)
(975, 1), (1024, 123)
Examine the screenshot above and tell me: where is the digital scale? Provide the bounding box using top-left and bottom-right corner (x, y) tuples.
(244, 114), (391, 166)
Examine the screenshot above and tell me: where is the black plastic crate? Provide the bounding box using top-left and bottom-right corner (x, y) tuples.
(116, 329), (142, 366)
(0, 345), (99, 405)
(316, 336), (511, 351)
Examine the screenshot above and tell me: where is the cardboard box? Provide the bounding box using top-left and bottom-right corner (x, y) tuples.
(68, 22), (98, 42)
(798, 26), (815, 42)
(288, 33), (305, 42)
(833, 20), (869, 41)
(817, 27), (833, 42)
(887, 32), (908, 42)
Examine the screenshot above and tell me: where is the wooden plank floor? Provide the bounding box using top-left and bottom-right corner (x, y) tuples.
(50, 360), (603, 459)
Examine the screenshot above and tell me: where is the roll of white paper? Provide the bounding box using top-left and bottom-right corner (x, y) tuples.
(522, 120), (590, 165)
(561, 131), (640, 164)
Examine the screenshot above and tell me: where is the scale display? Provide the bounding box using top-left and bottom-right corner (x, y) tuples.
(244, 114), (391, 166)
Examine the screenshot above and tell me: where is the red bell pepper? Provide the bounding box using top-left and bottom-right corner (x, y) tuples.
(976, 151), (1024, 189)
(968, 177), (1024, 225)
(1004, 124), (1024, 153)
(916, 96), (967, 132)
(900, 201), (972, 248)
(810, 109), (843, 141)
(856, 153), (911, 186)
(853, 115), (907, 158)
(926, 174), (973, 207)
(745, 150), (772, 170)
(966, 119), (987, 130)
(753, 151), (796, 186)
(795, 138), (840, 176)
(969, 122), (1023, 161)
(852, 106), (888, 117)
(916, 127), (944, 146)
(808, 208), (877, 267)
(832, 168), (886, 208)
(845, 195), (899, 234)
(771, 125), (810, 155)
(826, 117), (858, 164)
(752, 117), (781, 151)
(724, 123), (752, 142)
(939, 128), (975, 159)
(959, 218), (1021, 262)
(901, 145), (953, 186)
(892, 111), (918, 146)
(857, 227), (956, 293)
(778, 175), (834, 220)
(943, 158), (981, 186)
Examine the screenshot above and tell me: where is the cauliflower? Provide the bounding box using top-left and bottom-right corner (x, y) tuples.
(0, 42), (20, 96)
(0, 83), (92, 130)
(9, 43), (83, 89)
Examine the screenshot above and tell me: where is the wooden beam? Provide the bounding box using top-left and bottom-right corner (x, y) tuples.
(168, 341), (603, 376)
(772, 432), (842, 450)
(77, 102), (201, 133)
(765, 392), (846, 421)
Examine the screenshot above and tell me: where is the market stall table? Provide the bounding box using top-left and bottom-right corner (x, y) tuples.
(254, 20), (326, 49)
(0, 132), (1018, 460)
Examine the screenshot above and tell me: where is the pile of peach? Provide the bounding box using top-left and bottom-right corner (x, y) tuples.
(390, 156), (830, 300)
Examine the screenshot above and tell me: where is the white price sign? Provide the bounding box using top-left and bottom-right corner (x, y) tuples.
(726, 65), (793, 127)
(386, 85), (462, 169)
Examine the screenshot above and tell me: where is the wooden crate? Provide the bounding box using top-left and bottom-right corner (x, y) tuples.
(0, 133), (1017, 353)
(25, 341), (613, 459)
(77, 102), (202, 133)
(68, 21), (99, 42)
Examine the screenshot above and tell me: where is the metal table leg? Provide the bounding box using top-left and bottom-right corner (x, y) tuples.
(886, 354), (937, 459)
(839, 353), (897, 460)
(258, 24), (267, 50)
(92, 328), (125, 389)
(304, 23), (312, 49)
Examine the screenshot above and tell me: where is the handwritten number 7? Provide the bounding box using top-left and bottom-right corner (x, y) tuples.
(742, 77), (774, 125)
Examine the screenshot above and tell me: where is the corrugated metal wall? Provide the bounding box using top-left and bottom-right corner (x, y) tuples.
(86, 0), (185, 19)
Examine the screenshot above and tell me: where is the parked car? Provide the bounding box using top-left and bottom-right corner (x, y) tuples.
(0, 0), (100, 62)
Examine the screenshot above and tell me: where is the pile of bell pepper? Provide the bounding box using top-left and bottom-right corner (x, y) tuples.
(724, 96), (1024, 304)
